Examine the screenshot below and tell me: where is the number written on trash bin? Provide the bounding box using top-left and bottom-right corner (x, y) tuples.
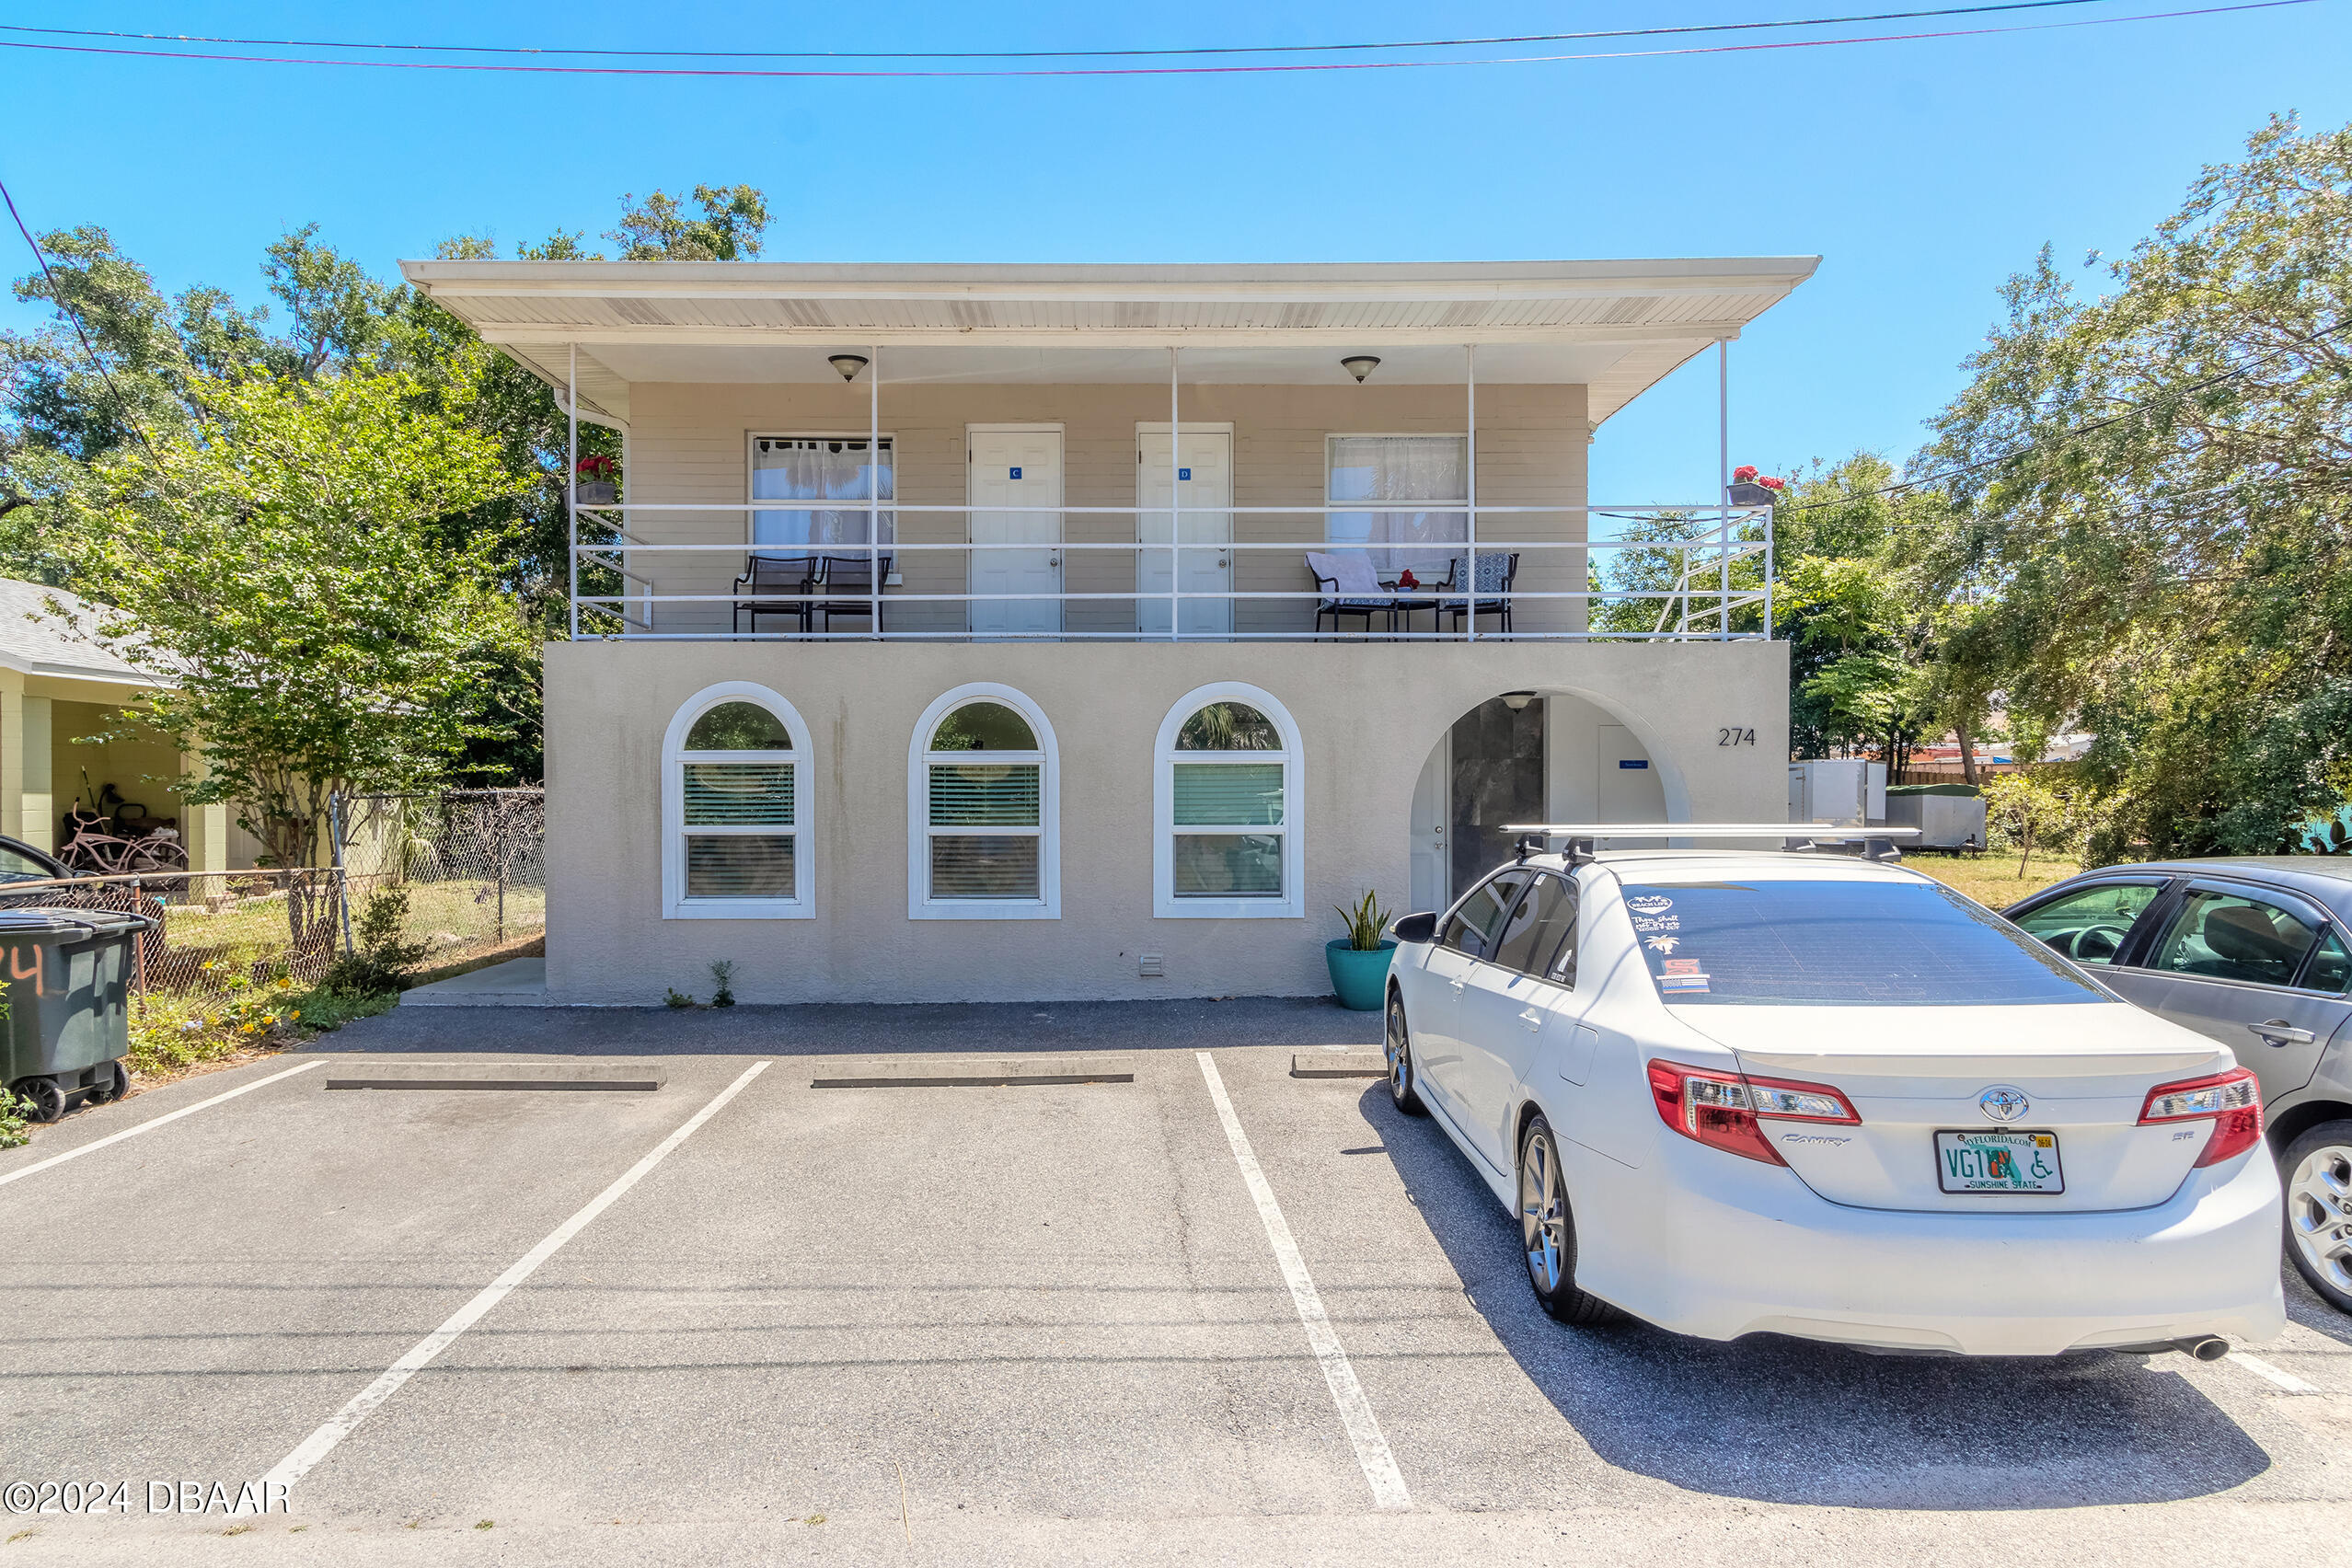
(6, 943), (41, 993)
(1718, 727), (1756, 746)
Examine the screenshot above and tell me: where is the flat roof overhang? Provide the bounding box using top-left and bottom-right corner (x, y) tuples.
(397, 257), (1819, 425)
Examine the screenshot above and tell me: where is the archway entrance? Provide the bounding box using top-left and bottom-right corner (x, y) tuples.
(1408, 691), (1666, 910)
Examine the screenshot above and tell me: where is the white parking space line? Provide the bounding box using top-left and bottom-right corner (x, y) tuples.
(1194, 1052), (1412, 1512)
(2227, 1350), (2323, 1394)
(0, 1059), (324, 1191)
(258, 1060), (770, 1499)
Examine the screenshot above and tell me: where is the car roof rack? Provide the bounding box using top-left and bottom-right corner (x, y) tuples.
(1503, 824), (1923, 866)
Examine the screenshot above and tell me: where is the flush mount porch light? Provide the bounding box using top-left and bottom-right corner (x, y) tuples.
(1340, 355), (1381, 384)
(1502, 691), (1537, 711)
(828, 354), (870, 382)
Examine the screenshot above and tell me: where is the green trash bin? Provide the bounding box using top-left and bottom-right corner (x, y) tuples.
(0, 907), (157, 1124)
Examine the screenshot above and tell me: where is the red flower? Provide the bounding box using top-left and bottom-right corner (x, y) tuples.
(1758, 475), (1785, 491)
(1397, 568), (1419, 589)
(1733, 464), (1758, 482)
(576, 455), (617, 478)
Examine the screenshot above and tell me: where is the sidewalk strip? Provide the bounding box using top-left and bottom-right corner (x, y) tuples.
(0, 1060), (324, 1191)
(2226, 1350), (2322, 1394)
(1195, 1051), (1412, 1512)
(259, 1060), (771, 1498)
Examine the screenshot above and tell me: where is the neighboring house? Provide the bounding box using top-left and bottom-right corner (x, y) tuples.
(0, 579), (234, 872)
(402, 258), (1815, 1004)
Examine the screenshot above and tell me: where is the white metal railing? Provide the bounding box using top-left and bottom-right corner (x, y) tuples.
(562, 500), (1773, 643)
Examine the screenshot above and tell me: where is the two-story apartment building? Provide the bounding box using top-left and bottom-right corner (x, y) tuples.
(402, 259), (1812, 1005)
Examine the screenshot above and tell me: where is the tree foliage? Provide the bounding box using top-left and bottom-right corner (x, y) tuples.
(0, 183), (770, 791)
(56, 369), (531, 939)
(1909, 114), (2352, 859)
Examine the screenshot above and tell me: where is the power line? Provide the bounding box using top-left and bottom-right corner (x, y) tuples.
(0, 169), (156, 457)
(0, 0), (2146, 62)
(0, 0), (2313, 78)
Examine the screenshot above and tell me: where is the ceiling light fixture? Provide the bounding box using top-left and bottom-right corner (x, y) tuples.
(1502, 691), (1537, 711)
(828, 353), (870, 382)
(1341, 354), (1380, 384)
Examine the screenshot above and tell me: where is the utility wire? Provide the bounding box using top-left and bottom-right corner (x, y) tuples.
(0, 168), (156, 457)
(0, 0), (2312, 78)
(0, 0), (2147, 62)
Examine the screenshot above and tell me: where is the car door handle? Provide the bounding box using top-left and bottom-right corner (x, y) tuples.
(1450, 978), (1466, 994)
(1518, 1007), (1544, 1032)
(2250, 1019), (2316, 1045)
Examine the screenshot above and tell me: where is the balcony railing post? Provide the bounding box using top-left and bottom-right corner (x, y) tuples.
(870, 342), (882, 640)
(1717, 338), (1731, 639)
(1169, 347), (1181, 643)
(1465, 343), (1477, 642)
(566, 344), (579, 642)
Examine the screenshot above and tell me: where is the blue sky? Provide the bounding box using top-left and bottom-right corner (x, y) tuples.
(1, 1), (2342, 499)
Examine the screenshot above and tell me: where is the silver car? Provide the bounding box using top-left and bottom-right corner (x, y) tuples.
(2006, 859), (2352, 1313)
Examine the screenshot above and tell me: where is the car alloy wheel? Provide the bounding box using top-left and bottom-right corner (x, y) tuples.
(2287, 1132), (2352, 1306)
(1516, 1113), (1615, 1326)
(1384, 992), (1424, 1115)
(1521, 1122), (1569, 1295)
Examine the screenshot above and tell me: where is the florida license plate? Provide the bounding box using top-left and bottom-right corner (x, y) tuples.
(1935, 1129), (2064, 1194)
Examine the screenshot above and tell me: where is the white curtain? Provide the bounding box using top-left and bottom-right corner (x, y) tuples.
(1326, 436), (1467, 576)
(753, 438), (895, 550)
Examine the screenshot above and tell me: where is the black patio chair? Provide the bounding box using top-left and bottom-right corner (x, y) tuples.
(1440, 552), (1520, 636)
(1307, 551), (1395, 640)
(811, 552), (894, 635)
(732, 554), (818, 637)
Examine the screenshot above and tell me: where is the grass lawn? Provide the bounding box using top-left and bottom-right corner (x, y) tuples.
(1906, 851), (2081, 910)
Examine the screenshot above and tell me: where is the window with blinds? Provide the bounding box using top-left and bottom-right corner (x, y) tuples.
(676, 699), (798, 904)
(1170, 703), (1286, 899)
(1158, 687), (1302, 918)
(923, 700), (1045, 903)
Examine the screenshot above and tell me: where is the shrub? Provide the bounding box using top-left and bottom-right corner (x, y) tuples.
(709, 960), (736, 1008)
(0, 1091), (29, 1151)
(318, 887), (433, 996)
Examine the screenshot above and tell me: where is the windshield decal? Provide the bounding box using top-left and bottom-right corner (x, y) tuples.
(1626, 894), (1675, 916)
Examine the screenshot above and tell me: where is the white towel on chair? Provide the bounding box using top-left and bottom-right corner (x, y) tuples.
(1306, 551), (1384, 599)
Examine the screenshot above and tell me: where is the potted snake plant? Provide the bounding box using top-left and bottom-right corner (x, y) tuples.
(1326, 889), (1398, 1011)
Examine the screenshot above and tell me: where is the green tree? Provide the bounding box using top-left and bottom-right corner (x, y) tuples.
(1914, 115), (2352, 859)
(606, 185), (771, 260)
(56, 366), (532, 945)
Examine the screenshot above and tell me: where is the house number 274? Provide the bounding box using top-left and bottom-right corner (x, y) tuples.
(1717, 727), (1756, 746)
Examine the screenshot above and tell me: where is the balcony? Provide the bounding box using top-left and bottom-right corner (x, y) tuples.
(566, 499), (1773, 643)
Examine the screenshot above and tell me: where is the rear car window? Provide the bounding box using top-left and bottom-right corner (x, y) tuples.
(1620, 879), (2104, 1007)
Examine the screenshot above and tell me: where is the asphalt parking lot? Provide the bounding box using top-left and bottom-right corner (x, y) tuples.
(2, 999), (2348, 1566)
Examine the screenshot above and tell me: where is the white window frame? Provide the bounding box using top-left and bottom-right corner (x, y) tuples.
(746, 432), (898, 549)
(1154, 681), (1305, 919)
(663, 681), (814, 919)
(907, 682), (1061, 920)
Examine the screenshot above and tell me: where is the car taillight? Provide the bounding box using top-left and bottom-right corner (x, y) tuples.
(1646, 1059), (1860, 1166)
(2139, 1066), (2264, 1168)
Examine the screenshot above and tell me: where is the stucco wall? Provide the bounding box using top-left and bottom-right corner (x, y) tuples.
(618, 380), (1589, 637)
(544, 640), (1789, 1006)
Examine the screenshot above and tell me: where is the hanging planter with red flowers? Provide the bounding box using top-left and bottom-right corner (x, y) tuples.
(574, 454), (621, 507)
(1726, 465), (1783, 507)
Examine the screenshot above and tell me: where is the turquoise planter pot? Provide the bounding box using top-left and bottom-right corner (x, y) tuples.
(1326, 939), (1398, 1011)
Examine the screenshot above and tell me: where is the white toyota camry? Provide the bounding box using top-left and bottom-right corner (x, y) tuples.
(1383, 828), (2286, 1357)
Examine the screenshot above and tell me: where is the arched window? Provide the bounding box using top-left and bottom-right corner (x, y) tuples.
(663, 683), (813, 918)
(907, 684), (1059, 919)
(1154, 683), (1304, 919)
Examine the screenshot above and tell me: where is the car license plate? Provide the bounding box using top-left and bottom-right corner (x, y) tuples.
(1935, 1129), (2064, 1194)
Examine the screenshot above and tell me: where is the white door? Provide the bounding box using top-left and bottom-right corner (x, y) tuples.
(1137, 431), (1232, 639)
(969, 429), (1063, 637)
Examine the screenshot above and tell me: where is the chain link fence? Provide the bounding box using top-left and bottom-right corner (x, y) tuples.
(0, 788), (545, 1004)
